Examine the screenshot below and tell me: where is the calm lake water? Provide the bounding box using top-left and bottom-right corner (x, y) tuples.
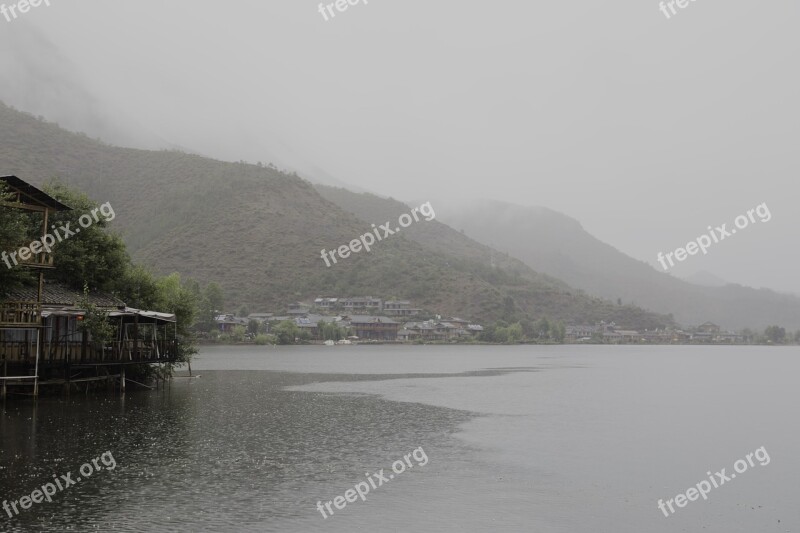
(1, 345), (798, 532)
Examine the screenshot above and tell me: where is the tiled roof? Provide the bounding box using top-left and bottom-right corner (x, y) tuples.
(2, 282), (124, 308)
(345, 315), (399, 325)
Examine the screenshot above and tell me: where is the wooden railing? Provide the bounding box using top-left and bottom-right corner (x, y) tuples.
(0, 302), (41, 327)
(1, 339), (179, 364)
(18, 251), (54, 269)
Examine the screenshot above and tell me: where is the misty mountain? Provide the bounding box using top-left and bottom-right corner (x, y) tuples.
(682, 271), (729, 288)
(0, 102), (672, 328)
(431, 200), (800, 331)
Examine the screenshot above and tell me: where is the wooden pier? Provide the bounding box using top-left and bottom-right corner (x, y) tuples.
(1, 176), (178, 398)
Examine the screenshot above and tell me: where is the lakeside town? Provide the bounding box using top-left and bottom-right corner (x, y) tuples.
(1, 175), (796, 400)
(208, 296), (792, 346)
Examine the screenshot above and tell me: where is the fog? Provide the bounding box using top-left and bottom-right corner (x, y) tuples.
(1, 0), (798, 292)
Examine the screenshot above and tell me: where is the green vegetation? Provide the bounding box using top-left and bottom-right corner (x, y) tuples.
(0, 179), (213, 378)
(254, 334), (275, 345)
(76, 283), (116, 344)
(479, 317), (566, 344)
(41, 181), (129, 292)
(319, 321), (350, 341)
(0, 184), (32, 294)
(275, 325), (313, 344)
(763, 325), (786, 344)
(0, 103), (673, 330)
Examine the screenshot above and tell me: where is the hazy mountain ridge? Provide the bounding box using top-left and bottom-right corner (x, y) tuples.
(434, 200), (800, 330)
(0, 102), (672, 328)
(314, 185), (674, 328)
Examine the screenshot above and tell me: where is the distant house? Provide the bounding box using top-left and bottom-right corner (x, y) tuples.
(466, 324), (484, 335)
(697, 322), (721, 334)
(343, 315), (399, 341)
(397, 328), (418, 342)
(247, 313), (273, 323)
(295, 314), (341, 339)
(294, 316), (319, 339)
(716, 332), (747, 343)
(383, 300), (422, 317)
(566, 324), (597, 340)
(2, 282), (178, 394)
(602, 330), (623, 342)
(342, 297), (383, 313)
(614, 330), (642, 342)
(313, 297), (339, 310)
(215, 314), (248, 333)
(403, 321), (446, 342)
(641, 329), (673, 343)
(437, 322), (462, 340)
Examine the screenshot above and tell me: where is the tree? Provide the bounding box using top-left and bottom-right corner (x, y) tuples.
(320, 321), (349, 341)
(230, 325), (247, 342)
(519, 319), (535, 339)
(535, 317), (551, 339)
(247, 319), (260, 335)
(0, 184), (34, 294)
(193, 282), (224, 331)
(478, 324), (497, 343)
(204, 282), (224, 315)
(552, 321), (566, 343)
(272, 320), (299, 345)
(113, 264), (161, 310)
(764, 325), (786, 344)
(77, 283), (115, 345)
(42, 181), (128, 292)
(506, 323), (523, 342)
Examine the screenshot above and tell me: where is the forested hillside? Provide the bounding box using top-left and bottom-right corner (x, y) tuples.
(0, 102), (672, 328)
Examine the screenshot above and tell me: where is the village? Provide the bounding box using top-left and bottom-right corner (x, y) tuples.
(211, 297), (485, 344)
(210, 296), (753, 346)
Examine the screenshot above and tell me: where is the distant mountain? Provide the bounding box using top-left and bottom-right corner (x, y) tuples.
(432, 200), (800, 331)
(682, 271), (728, 288)
(0, 102), (672, 328)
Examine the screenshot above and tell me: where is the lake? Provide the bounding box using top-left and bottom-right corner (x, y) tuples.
(1, 344), (798, 532)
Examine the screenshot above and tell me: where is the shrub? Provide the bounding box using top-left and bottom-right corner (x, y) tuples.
(254, 334), (274, 345)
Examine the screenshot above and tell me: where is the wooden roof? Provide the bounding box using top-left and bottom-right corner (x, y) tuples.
(0, 175), (72, 211)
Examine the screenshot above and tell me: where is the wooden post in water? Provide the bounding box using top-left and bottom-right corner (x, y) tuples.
(1, 360), (6, 400)
(33, 329), (40, 398)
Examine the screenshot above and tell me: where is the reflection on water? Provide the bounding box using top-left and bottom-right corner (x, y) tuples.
(2, 344), (799, 532)
(0, 370), (474, 532)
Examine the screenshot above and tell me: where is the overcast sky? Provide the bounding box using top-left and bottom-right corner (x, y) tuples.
(2, 0), (798, 293)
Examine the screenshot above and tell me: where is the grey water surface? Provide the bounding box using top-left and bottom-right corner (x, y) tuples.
(1, 344), (798, 532)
